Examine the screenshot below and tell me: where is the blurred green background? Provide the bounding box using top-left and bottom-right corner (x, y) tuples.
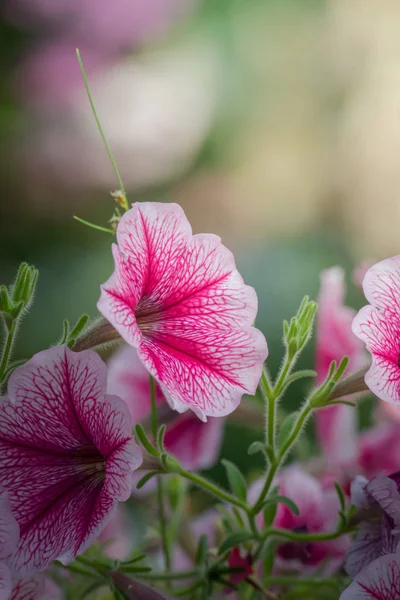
(0, 0), (396, 478)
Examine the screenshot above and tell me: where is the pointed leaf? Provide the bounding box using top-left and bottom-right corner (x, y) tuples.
(221, 459), (247, 501)
(218, 531), (254, 555)
(136, 471), (159, 490)
(247, 441), (265, 456)
(135, 424), (159, 457)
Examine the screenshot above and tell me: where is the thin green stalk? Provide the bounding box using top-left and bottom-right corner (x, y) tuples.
(76, 49), (128, 211)
(250, 403), (313, 515)
(0, 321), (17, 383)
(149, 375), (171, 576)
(263, 527), (347, 543)
(157, 476), (171, 573)
(178, 468), (248, 510)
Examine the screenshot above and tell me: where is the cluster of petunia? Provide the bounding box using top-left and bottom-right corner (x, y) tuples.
(2, 201), (400, 599)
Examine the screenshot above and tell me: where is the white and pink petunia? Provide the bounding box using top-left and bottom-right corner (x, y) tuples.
(341, 546), (400, 600)
(315, 267), (365, 464)
(98, 202), (268, 421)
(352, 255), (400, 405)
(0, 346), (143, 577)
(107, 344), (223, 473)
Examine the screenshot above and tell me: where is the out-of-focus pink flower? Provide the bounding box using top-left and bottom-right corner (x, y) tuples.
(98, 202), (268, 421)
(250, 467), (348, 574)
(345, 474), (400, 578)
(227, 548), (253, 586)
(0, 346), (142, 576)
(98, 507), (134, 561)
(358, 424), (400, 479)
(341, 546), (400, 600)
(110, 572), (173, 600)
(15, 42), (111, 113)
(107, 344), (224, 472)
(315, 267), (365, 464)
(352, 255), (400, 405)
(5, 0), (197, 49)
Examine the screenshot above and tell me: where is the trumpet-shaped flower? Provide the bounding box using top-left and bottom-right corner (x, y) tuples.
(107, 344), (223, 472)
(352, 255), (400, 405)
(315, 267), (365, 464)
(0, 346), (142, 577)
(98, 202), (268, 421)
(345, 474), (400, 577)
(341, 546), (400, 600)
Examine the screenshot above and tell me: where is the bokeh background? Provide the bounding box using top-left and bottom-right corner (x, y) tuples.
(0, 0), (398, 479)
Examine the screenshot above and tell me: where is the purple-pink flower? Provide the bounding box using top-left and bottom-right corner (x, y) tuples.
(352, 255), (400, 405)
(107, 344), (223, 471)
(315, 267), (365, 464)
(0, 346), (142, 577)
(250, 466), (348, 574)
(98, 202), (268, 421)
(345, 474), (400, 578)
(341, 546), (400, 600)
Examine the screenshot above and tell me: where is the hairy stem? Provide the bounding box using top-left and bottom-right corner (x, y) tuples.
(0, 321), (17, 383)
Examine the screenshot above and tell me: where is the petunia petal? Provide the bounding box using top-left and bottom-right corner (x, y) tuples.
(362, 256), (400, 316)
(10, 576), (44, 600)
(341, 550), (400, 600)
(0, 491), (19, 560)
(352, 305), (400, 404)
(0, 563), (12, 600)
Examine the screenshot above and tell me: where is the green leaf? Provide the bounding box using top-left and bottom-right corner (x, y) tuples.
(261, 539), (281, 577)
(263, 502), (278, 528)
(218, 531), (254, 555)
(271, 495), (300, 516)
(69, 314), (89, 341)
(136, 471), (159, 490)
(157, 424), (166, 451)
(278, 412), (299, 450)
(334, 482), (346, 513)
(221, 459), (247, 501)
(134, 424), (158, 457)
(284, 370), (317, 387)
(59, 319), (70, 345)
(0, 286), (13, 314)
(247, 441), (265, 456)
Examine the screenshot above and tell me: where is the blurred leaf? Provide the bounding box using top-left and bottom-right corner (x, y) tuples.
(218, 531), (253, 555)
(221, 459), (247, 501)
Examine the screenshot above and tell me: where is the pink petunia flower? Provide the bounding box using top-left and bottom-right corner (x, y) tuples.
(98, 202), (268, 421)
(0, 346), (143, 577)
(352, 255), (400, 405)
(107, 344), (223, 473)
(341, 545), (400, 600)
(315, 267), (365, 464)
(344, 474), (400, 578)
(250, 466), (349, 574)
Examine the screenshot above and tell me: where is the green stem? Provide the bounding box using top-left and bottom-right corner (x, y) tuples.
(263, 526), (347, 543)
(76, 49), (128, 210)
(0, 321), (17, 383)
(178, 468), (248, 510)
(149, 375), (171, 577)
(250, 403), (313, 515)
(157, 476), (171, 573)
